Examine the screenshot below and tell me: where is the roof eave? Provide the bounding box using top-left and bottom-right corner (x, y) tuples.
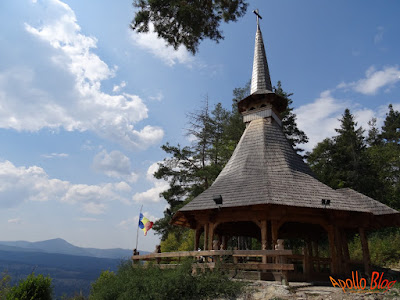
(238, 92), (288, 115)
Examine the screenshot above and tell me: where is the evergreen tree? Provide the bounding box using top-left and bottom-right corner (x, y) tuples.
(308, 108), (377, 198)
(367, 105), (400, 208)
(307, 138), (336, 187)
(131, 0), (248, 54)
(366, 117), (381, 147)
(274, 81), (308, 153)
(153, 100), (234, 241)
(381, 104), (400, 144)
(332, 108), (369, 190)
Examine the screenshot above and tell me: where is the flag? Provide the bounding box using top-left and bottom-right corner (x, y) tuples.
(138, 213), (153, 236)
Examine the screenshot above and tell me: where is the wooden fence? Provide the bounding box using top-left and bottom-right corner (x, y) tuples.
(131, 249), (294, 272)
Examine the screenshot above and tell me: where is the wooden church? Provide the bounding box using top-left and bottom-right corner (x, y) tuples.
(168, 11), (400, 281)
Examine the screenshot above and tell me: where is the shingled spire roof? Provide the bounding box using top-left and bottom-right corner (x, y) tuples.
(175, 118), (398, 216)
(237, 11), (287, 118)
(250, 17), (273, 94)
(171, 11), (400, 229)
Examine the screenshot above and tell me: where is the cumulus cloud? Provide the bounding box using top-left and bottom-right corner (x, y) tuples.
(130, 24), (194, 67)
(0, 160), (131, 214)
(8, 218), (22, 224)
(0, 0), (163, 150)
(41, 153), (69, 158)
(113, 81), (126, 93)
(79, 217), (101, 222)
(149, 92), (164, 101)
(92, 149), (138, 183)
(132, 162), (169, 203)
(295, 90), (376, 152)
(338, 66), (400, 95)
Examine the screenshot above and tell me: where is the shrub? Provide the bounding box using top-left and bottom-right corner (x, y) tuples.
(348, 228), (400, 267)
(6, 273), (52, 300)
(90, 261), (245, 300)
(0, 271), (11, 300)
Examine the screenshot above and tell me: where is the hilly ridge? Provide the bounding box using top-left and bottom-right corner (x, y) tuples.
(0, 238), (148, 298)
(0, 238), (134, 259)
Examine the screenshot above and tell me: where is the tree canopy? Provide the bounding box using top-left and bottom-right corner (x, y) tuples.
(131, 0), (248, 54)
(308, 105), (400, 209)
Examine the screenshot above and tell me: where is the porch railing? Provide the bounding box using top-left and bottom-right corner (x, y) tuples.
(131, 249), (294, 272)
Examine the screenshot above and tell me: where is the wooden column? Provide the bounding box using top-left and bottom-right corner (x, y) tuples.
(208, 222), (215, 251)
(327, 226), (338, 275)
(220, 235), (226, 250)
(341, 230), (351, 275)
(334, 227), (343, 275)
(304, 239), (313, 278)
(271, 220), (278, 264)
(359, 227), (371, 277)
(271, 220), (278, 249)
(261, 220), (267, 263)
(203, 223), (209, 250)
(312, 240), (319, 273)
(267, 221), (272, 250)
(194, 227), (201, 250)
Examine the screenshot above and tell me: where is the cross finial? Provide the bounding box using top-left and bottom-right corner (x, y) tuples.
(253, 9), (262, 26)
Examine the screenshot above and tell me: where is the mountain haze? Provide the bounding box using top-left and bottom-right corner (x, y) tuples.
(0, 238), (135, 259)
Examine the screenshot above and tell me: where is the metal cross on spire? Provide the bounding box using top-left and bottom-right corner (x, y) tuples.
(253, 9), (262, 26)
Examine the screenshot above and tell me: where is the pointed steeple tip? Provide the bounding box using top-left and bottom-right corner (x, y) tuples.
(236, 9), (287, 122)
(250, 9), (273, 94)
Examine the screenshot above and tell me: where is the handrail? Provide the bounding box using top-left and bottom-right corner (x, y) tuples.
(131, 249), (293, 260)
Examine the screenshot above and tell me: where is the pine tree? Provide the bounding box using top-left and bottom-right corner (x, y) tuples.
(367, 105), (400, 208)
(307, 138), (336, 187)
(332, 108), (368, 190)
(153, 99), (236, 241)
(308, 108), (376, 197)
(274, 81), (308, 153)
(381, 104), (400, 144)
(131, 0), (248, 54)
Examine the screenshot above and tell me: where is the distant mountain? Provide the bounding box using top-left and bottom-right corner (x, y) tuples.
(0, 239), (150, 298)
(0, 238), (140, 259)
(0, 249), (121, 298)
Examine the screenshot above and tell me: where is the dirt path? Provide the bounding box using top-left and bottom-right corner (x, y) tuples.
(234, 281), (400, 300)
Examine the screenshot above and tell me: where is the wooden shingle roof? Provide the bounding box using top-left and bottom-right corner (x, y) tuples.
(176, 118), (399, 219)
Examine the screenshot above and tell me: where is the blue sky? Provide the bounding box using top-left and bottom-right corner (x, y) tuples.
(1, 0), (399, 251)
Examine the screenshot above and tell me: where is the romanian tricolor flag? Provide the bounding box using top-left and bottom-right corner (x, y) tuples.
(138, 213), (153, 236)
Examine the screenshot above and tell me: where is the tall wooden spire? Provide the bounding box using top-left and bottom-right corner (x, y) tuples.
(237, 10), (287, 126)
(251, 9), (273, 94)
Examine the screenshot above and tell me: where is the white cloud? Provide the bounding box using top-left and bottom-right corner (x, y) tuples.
(113, 81), (126, 93)
(338, 66), (400, 95)
(82, 202), (106, 215)
(79, 217), (101, 222)
(132, 162), (169, 203)
(132, 181), (169, 203)
(374, 26), (384, 44)
(0, 0), (163, 150)
(92, 149), (138, 183)
(130, 24), (194, 67)
(149, 92), (164, 101)
(8, 218), (22, 224)
(0, 160), (131, 214)
(41, 153), (69, 158)
(295, 90), (347, 151)
(295, 90), (377, 152)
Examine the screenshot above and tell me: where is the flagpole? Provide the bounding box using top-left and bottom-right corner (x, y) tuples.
(135, 204), (143, 252)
